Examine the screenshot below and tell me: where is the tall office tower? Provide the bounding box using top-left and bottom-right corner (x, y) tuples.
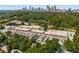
(51, 6), (54, 12)
(46, 5), (51, 11)
(53, 5), (56, 12)
(29, 6), (32, 11)
(31, 7), (34, 11)
(37, 7), (42, 12)
(68, 8), (72, 12)
(22, 7), (27, 10)
(41, 8), (44, 12)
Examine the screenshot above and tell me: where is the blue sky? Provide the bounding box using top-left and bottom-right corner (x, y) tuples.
(0, 5), (79, 10)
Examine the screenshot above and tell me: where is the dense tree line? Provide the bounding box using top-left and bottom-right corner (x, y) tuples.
(0, 11), (79, 30)
(0, 33), (62, 53)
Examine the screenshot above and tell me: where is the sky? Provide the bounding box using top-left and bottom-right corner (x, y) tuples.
(0, 5), (79, 10)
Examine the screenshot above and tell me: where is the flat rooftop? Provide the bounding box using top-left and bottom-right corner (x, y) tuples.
(8, 25), (75, 40)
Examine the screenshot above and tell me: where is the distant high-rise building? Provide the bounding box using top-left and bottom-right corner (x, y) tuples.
(37, 7), (41, 12)
(53, 5), (56, 12)
(68, 8), (72, 12)
(46, 5), (57, 12)
(46, 5), (51, 11)
(29, 6), (32, 11)
(22, 7), (27, 10)
(31, 7), (34, 11)
(51, 6), (54, 12)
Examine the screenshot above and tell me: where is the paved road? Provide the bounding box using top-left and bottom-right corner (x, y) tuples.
(11, 49), (22, 53)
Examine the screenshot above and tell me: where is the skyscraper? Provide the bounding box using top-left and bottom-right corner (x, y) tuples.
(53, 5), (56, 12)
(46, 5), (51, 11)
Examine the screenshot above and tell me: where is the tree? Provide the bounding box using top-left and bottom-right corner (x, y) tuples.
(64, 39), (74, 52)
(5, 31), (12, 37)
(25, 47), (42, 53)
(12, 43), (19, 49)
(0, 33), (6, 43)
(3, 38), (13, 52)
(0, 25), (5, 29)
(40, 38), (61, 53)
(19, 38), (32, 52)
(42, 21), (48, 31)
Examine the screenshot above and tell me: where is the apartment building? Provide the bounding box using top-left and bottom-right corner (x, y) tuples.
(6, 25), (75, 44)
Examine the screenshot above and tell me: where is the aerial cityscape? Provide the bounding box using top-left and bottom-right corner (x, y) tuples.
(0, 5), (79, 53)
(20, 5), (79, 12)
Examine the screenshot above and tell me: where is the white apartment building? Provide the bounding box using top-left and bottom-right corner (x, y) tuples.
(6, 25), (75, 44)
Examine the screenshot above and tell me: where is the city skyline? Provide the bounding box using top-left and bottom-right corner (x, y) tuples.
(0, 5), (79, 10)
